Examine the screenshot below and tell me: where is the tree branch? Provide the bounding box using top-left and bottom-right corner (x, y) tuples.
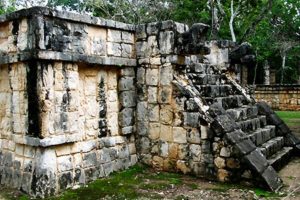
(239, 0), (273, 43)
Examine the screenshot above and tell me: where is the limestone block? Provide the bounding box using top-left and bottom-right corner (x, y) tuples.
(149, 57), (161, 65)
(121, 126), (133, 135)
(148, 87), (158, 103)
(57, 155), (73, 172)
(15, 144), (24, 156)
(175, 22), (188, 34)
(33, 149), (57, 197)
(8, 140), (15, 151)
(120, 68), (135, 77)
(139, 137), (150, 154)
(107, 112), (119, 136)
(160, 64), (173, 86)
(122, 32), (134, 44)
(136, 121), (148, 136)
(138, 58), (150, 65)
(98, 148), (112, 163)
(159, 141), (169, 157)
(128, 143), (136, 154)
(159, 31), (174, 54)
(55, 144), (71, 156)
(119, 91), (136, 108)
(17, 32), (29, 51)
(145, 36), (159, 57)
(147, 23), (159, 35)
(214, 157), (226, 169)
(173, 127), (187, 144)
(146, 69), (159, 86)
(176, 160), (191, 174)
(71, 140), (97, 153)
(90, 37), (106, 56)
(169, 143), (178, 159)
(148, 123), (160, 140)
(73, 153), (82, 168)
(160, 105), (173, 125)
(158, 86), (172, 104)
(118, 77), (135, 91)
(200, 125), (210, 140)
(107, 90), (118, 102)
(160, 124), (173, 142)
(84, 78), (97, 96)
(107, 71), (118, 90)
(121, 44), (132, 58)
(137, 67), (145, 84)
(148, 104), (160, 122)
(136, 41), (150, 57)
(24, 146), (36, 158)
(107, 100), (119, 113)
(183, 112), (200, 128)
(187, 128), (201, 144)
(119, 108), (134, 127)
(137, 101), (148, 121)
(107, 29), (122, 43)
(107, 42), (122, 56)
(152, 156), (164, 170)
(83, 152), (97, 168)
(220, 147), (231, 158)
(136, 24), (146, 40)
(189, 144), (201, 161)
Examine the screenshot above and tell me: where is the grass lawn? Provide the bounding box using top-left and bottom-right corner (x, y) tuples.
(275, 111), (300, 127)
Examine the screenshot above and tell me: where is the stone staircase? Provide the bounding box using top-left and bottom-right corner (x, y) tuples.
(182, 61), (300, 191)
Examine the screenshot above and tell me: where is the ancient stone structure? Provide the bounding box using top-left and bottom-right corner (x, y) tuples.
(255, 85), (300, 111)
(0, 7), (299, 198)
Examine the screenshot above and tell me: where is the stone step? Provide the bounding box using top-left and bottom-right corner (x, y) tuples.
(268, 147), (293, 170)
(246, 125), (276, 146)
(237, 116), (267, 132)
(188, 74), (224, 85)
(259, 137), (285, 158)
(226, 105), (258, 121)
(198, 85), (233, 97)
(204, 95), (247, 109)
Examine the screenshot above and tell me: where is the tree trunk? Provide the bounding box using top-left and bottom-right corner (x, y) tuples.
(229, 0), (236, 42)
(280, 53), (286, 84)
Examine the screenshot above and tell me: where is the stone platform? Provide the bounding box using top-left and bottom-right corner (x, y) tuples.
(0, 7), (299, 198)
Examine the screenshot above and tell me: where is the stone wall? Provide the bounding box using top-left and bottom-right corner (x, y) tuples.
(1, 7), (299, 198)
(255, 85), (300, 111)
(0, 7), (137, 198)
(135, 21), (242, 180)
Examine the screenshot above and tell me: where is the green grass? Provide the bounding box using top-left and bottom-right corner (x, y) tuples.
(275, 111), (300, 126)
(9, 165), (185, 200)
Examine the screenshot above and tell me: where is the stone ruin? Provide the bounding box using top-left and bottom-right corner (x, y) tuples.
(0, 7), (299, 198)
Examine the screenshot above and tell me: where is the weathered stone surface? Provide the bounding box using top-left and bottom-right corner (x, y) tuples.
(119, 108), (134, 127)
(148, 123), (160, 140)
(183, 112), (199, 127)
(187, 128), (201, 144)
(244, 149), (268, 173)
(214, 157), (226, 169)
(120, 91), (136, 108)
(220, 147), (231, 158)
(261, 166), (283, 191)
(160, 125), (173, 142)
(118, 77), (135, 91)
(173, 127), (187, 143)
